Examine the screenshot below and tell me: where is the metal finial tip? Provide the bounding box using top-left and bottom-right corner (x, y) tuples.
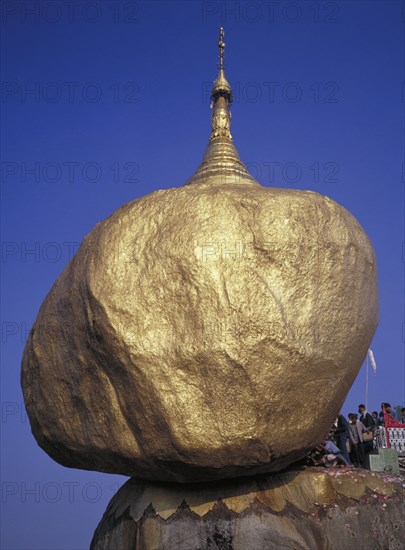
(218, 27), (225, 69)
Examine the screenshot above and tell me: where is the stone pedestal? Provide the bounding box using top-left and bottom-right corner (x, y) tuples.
(91, 468), (404, 550)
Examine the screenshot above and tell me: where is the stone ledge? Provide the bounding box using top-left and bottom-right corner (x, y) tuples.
(91, 468), (404, 550)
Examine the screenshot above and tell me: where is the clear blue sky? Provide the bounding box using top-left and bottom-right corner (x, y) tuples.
(1, 1), (404, 548)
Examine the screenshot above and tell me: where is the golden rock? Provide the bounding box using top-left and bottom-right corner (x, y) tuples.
(21, 29), (378, 482)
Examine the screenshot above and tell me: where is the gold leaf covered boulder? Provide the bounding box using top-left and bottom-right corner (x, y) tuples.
(21, 29), (378, 482)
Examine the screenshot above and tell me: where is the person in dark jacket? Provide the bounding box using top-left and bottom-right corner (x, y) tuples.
(358, 404), (374, 429)
(334, 412), (352, 465)
(358, 404), (375, 459)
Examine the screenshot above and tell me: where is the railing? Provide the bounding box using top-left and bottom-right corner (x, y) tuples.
(374, 426), (405, 455)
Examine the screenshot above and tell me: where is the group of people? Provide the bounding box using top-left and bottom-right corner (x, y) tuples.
(307, 403), (405, 469)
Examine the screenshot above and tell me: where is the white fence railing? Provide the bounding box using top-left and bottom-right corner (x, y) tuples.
(374, 426), (405, 455)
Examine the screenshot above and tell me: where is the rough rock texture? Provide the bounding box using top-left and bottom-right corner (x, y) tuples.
(21, 183), (378, 481)
(90, 468), (404, 550)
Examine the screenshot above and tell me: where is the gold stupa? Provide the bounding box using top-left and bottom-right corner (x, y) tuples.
(185, 28), (257, 187)
(21, 29), (378, 482)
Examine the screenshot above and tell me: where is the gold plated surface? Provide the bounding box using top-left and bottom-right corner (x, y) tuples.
(91, 469), (404, 550)
(185, 28), (257, 186)
(101, 469), (403, 522)
(21, 29), (378, 482)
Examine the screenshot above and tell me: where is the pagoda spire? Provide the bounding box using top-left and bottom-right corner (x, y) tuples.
(184, 28), (259, 187)
(210, 27), (233, 142)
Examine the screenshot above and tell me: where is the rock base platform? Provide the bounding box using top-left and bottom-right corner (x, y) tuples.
(90, 467), (404, 549)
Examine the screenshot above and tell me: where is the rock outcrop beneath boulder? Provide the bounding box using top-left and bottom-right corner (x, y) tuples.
(91, 468), (404, 550)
